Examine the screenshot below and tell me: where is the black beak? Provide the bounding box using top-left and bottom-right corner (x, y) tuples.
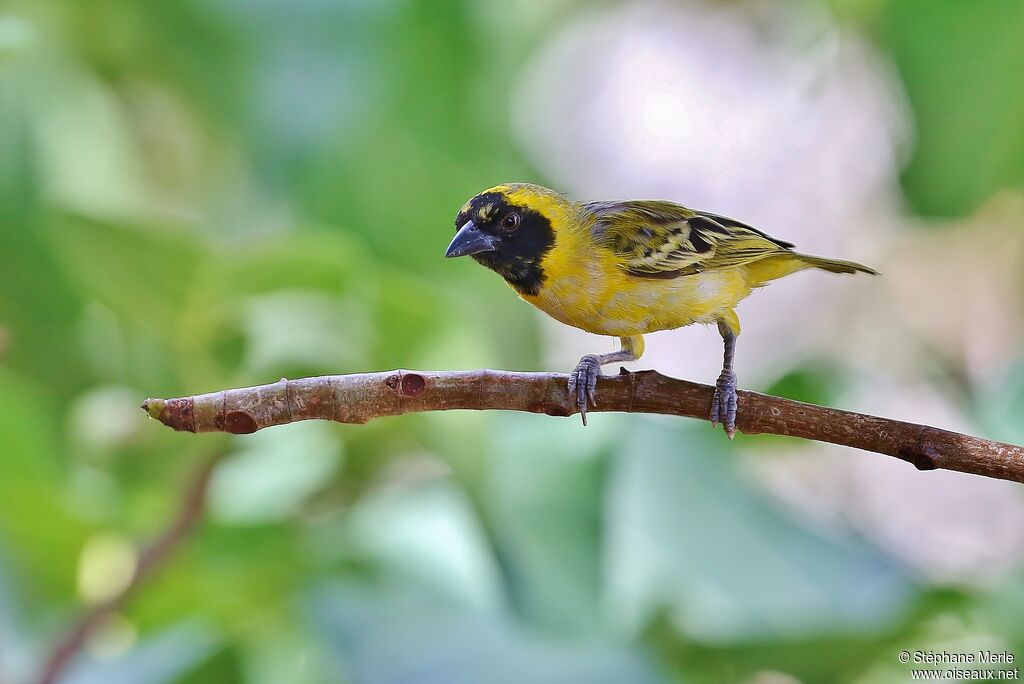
(445, 220), (498, 258)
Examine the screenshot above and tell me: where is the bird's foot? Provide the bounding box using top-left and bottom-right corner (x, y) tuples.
(567, 354), (602, 425)
(710, 370), (738, 439)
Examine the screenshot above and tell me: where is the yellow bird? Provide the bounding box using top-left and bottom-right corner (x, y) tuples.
(445, 183), (876, 436)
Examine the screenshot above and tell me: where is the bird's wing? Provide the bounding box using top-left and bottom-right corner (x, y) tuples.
(586, 200), (795, 278)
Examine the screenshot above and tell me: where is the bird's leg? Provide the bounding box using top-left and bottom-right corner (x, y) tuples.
(710, 314), (740, 438)
(569, 335), (644, 425)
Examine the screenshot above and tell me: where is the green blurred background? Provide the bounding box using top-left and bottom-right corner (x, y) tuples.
(1, 0), (1024, 682)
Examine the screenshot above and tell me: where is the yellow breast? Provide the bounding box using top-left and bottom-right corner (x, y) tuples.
(521, 222), (754, 337)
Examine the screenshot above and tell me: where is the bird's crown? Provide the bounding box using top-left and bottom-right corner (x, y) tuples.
(456, 183), (569, 230)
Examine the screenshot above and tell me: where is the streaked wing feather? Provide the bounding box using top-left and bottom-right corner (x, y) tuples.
(695, 210), (795, 249)
(587, 200), (794, 278)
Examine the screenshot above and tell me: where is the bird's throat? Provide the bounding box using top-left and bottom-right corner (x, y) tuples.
(473, 253), (546, 296)
(470, 204), (556, 297)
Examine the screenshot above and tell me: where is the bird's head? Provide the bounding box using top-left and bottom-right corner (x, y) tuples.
(446, 183), (568, 296)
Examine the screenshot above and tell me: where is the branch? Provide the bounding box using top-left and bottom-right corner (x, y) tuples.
(141, 369), (1024, 484)
(36, 455), (219, 684)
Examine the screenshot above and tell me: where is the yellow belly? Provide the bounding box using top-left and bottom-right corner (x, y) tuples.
(521, 261), (753, 337)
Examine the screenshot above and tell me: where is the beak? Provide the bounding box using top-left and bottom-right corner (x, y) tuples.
(445, 220), (497, 258)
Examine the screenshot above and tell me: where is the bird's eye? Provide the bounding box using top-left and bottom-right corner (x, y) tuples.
(501, 212), (520, 231)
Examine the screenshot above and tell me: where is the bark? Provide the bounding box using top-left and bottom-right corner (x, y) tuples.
(142, 369), (1024, 484)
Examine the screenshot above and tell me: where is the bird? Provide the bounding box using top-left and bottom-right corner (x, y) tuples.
(444, 183), (876, 436)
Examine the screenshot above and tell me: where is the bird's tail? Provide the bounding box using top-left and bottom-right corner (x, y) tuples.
(745, 251), (877, 285)
(794, 253), (878, 276)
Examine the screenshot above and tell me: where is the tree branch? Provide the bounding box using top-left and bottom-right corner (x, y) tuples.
(36, 455), (219, 684)
(141, 369), (1024, 484)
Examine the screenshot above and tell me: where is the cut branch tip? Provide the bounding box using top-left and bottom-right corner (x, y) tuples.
(141, 398), (165, 421)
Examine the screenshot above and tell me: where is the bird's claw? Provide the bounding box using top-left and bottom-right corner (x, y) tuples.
(568, 354), (601, 425)
(710, 370), (738, 438)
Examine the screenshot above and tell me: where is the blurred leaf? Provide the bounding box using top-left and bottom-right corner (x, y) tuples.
(605, 418), (920, 642)
(644, 588), (963, 684)
(33, 66), (155, 215)
(974, 356), (1024, 446)
(69, 385), (148, 456)
(334, 479), (503, 613)
(0, 546), (36, 684)
(0, 103), (88, 391)
(483, 413), (619, 633)
(209, 422), (341, 524)
(130, 523), (300, 632)
(172, 230), (380, 385)
(883, 0), (1024, 215)
(975, 578), (1024, 656)
(241, 290), (372, 377)
(240, 626), (332, 684)
(45, 215), (205, 336)
(216, 232), (369, 298)
(760, 360), (843, 407)
(63, 620), (222, 684)
(369, 270), (460, 370)
(307, 583), (666, 684)
(0, 369), (90, 594)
